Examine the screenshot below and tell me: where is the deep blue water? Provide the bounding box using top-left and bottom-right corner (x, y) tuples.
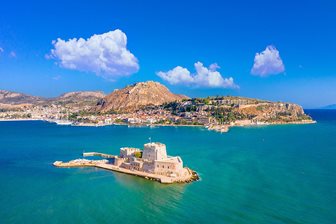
(0, 110), (335, 224)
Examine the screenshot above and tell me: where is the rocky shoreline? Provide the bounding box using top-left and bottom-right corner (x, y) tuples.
(206, 119), (316, 133)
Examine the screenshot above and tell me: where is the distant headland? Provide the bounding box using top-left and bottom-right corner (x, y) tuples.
(320, 104), (336, 110)
(0, 81), (315, 132)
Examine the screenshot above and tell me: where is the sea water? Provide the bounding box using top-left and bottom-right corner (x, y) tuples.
(0, 110), (335, 224)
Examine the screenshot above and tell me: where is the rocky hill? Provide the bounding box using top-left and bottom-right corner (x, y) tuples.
(95, 81), (188, 113)
(0, 90), (45, 105)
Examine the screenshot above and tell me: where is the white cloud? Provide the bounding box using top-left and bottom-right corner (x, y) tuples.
(157, 66), (193, 85)
(157, 62), (238, 89)
(0, 47), (3, 54)
(48, 29), (139, 80)
(251, 45), (285, 77)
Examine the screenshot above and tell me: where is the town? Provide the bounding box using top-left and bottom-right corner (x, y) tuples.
(0, 95), (314, 132)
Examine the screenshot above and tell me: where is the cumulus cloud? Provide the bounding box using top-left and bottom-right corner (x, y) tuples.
(251, 45), (285, 77)
(48, 29), (139, 80)
(157, 62), (238, 89)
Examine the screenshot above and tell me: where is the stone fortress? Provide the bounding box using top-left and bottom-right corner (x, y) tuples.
(54, 142), (198, 183)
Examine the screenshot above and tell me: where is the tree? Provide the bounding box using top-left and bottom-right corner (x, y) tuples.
(204, 97), (210, 105)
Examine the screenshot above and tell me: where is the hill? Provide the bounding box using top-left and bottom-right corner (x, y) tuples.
(162, 96), (312, 125)
(95, 81), (188, 112)
(0, 90), (45, 105)
(50, 91), (105, 107)
(0, 90), (105, 109)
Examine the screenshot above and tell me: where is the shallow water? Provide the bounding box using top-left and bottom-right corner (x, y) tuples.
(0, 110), (335, 224)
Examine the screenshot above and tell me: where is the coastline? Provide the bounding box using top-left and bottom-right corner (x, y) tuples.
(0, 118), (44, 122)
(0, 118), (316, 133)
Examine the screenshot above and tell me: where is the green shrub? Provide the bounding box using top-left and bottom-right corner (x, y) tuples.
(134, 151), (142, 158)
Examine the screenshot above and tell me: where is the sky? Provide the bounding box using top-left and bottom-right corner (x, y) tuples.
(0, 0), (335, 108)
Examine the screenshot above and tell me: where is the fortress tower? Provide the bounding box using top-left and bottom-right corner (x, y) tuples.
(142, 142), (167, 161)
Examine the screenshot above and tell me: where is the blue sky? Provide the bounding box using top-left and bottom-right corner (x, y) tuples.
(0, 0), (335, 108)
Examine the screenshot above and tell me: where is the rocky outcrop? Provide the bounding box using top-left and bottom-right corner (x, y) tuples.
(236, 102), (309, 122)
(95, 81), (188, 113)
(163, 96), (313, 127)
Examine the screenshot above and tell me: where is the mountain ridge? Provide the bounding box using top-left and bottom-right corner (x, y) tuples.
(0, 90), (105, 106)
(0, 90), (45, 105)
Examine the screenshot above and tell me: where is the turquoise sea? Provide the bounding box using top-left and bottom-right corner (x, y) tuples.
(0, 110), (335, 224)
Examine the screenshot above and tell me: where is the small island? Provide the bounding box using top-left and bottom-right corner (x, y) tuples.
(53, 142), (199, 184)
